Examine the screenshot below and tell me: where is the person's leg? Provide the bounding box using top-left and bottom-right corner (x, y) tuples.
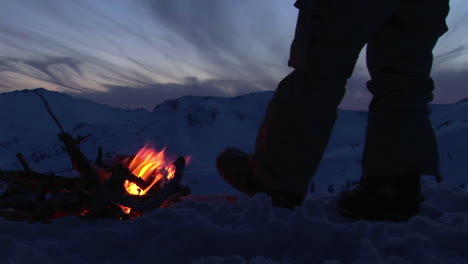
(252, 0), (401, 199)
(337, 0), (450, 221)
(363, 0), (450, 179)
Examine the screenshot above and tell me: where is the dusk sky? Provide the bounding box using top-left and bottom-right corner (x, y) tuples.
(1, 0), (467, 110)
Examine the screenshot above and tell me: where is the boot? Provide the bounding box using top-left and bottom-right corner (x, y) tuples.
(216, 147), (304, 209)
(337, 174), (422, 221)
(216, 147), (258, 195)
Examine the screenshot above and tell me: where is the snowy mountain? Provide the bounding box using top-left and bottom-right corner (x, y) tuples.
(1, 88), (468, 264)
(1, 88), (467, 193)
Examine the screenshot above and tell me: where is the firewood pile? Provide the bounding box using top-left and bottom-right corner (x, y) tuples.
(0, 91), (191, 222)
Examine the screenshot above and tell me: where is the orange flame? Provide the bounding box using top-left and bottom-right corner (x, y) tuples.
(123, 144), (176, 196)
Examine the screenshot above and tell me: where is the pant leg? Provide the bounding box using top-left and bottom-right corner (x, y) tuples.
(363, 0), (450, 179)
(253, 0), (401, 195)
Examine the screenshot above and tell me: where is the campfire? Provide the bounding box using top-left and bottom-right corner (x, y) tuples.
(124, 144), (177, 196)
(110, 144), (191, 216)
(0, 91), (191, 222)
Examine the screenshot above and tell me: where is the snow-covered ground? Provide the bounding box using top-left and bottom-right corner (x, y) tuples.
(1, 88), (467, 264)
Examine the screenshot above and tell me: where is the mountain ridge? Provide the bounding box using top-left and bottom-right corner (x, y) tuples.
(1, 88), (467, 194)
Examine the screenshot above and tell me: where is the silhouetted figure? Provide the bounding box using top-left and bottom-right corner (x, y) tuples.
(217, 0), (449, 221)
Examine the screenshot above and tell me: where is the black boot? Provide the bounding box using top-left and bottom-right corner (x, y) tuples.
(337, 174), (422, 222)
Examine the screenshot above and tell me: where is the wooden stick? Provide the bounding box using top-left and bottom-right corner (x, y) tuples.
(33, 90), (99, 187)
(0, 170), (79, 190)
(97, 147), (104, 165)
(34, 90), (65, 134)
(58, 133), (99, 183)
(16, 153), (32, 172)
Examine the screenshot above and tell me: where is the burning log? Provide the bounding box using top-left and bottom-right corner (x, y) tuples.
(88, 165), (149, 214)
(118, 157), (187, 212)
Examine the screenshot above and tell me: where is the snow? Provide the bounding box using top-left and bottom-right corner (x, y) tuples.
(1, 88), (468, 263)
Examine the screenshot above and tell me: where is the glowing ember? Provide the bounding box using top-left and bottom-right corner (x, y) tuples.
(123, 144), (177, 196)
(118, 205), (132, 214)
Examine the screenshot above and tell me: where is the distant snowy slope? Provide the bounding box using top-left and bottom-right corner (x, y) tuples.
(0, 88), (147, 173)
(0, 88), (467, 193)
(431, 102), (468, 185)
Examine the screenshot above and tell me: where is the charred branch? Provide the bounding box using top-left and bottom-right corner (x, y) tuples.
(34, 90), (65, 134)
(97, 147), (104, 166)
(0, 170), (79, 190)
(58, 133), (99, 186)
(34, 90), (99, 188)
(16, 153), (32, 172)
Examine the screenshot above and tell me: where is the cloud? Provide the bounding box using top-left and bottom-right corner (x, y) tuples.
(144, 0), (294, 83)
(0, 1), (180, 90)
(435, 46), (468, 66)
(0, 57), (87, 92)
(0, 0), (467, 111)
(0, 0), (291, 107)
(0, 53), (152, 94)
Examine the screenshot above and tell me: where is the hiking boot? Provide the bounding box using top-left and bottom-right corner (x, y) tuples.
(337, 174), (422, 222)
(216, 147), (259, 195)
(216, 147), (304, 209)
